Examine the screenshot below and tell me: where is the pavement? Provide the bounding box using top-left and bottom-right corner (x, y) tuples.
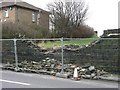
(0, 70), (119, 88)
(99, 75), (119, 82)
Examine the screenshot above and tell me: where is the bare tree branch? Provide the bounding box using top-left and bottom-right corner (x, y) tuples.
(48, 0), (90, 37)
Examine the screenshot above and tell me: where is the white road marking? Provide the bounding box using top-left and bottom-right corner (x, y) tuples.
(0, 79), (30, 86)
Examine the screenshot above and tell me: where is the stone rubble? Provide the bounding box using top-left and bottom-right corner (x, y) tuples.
(2, 57), (109, 80)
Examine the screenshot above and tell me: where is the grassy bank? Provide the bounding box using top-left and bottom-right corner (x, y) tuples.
(38, 38), (98, 48)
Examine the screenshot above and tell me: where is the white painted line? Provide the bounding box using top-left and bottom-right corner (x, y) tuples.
(0, 79), (30, 86)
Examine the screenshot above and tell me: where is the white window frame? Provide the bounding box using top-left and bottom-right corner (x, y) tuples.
(49, 15), (55, 32)
(37, 13), (40, 19)
(37, 13), (40, 25)
(32, 12), (35, 22)
(4, 9), (9, 18)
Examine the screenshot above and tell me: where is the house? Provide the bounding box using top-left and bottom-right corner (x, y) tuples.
(101, 28), (120, 38)
(0, 0), (50, 32)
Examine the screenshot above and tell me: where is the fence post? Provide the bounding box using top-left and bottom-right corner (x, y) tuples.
(14, 38), (18, 70)
(61, 37), (64, 74)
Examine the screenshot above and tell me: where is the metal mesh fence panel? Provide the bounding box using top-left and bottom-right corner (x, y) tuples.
(0, 40), (1, 89)
(62, 38), (118, 74)
(2, 40), (14, 64)
(1, 38), (119, 74)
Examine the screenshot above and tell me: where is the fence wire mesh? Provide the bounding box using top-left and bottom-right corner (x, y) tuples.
(1, 38), (119, 74)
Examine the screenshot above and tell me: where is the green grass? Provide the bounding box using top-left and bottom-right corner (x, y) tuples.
(38, 38), (99, 48)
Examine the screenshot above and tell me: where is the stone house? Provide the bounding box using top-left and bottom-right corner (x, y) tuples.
(0, 1), (50, 32)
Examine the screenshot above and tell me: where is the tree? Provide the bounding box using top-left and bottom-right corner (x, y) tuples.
(48, 0), (90, 38)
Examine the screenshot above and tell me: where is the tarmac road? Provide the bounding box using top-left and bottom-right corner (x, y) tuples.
(0, 70), (118, 88)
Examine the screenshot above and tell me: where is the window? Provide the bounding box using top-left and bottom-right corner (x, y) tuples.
(49, 15), (55, 32)
(4, 9), (9, 18)
(32, 12), (35, 22)
(37, 13), (40, 19)
(37, 13), (40, 25)
(9, 7), (13, 10)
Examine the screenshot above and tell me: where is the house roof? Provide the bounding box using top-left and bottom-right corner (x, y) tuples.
(0, 0), (50, 13)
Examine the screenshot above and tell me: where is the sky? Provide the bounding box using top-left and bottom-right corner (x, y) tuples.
(22, 0), (119, 36)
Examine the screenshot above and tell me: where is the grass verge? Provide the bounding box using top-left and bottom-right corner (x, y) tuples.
(38, 38), (98, 48)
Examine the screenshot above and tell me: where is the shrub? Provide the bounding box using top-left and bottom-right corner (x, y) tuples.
(2, 22), (50, 39)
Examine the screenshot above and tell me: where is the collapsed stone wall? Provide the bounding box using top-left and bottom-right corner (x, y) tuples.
(61, 39), (118, 73)
(2, 38), (119, 73)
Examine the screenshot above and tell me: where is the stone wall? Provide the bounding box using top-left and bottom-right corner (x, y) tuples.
(2, 38), (119, 73)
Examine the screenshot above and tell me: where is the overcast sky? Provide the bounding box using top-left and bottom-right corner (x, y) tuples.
(22, 0), (119, 36)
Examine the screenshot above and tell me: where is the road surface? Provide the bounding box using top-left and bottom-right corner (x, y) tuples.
(0, 70), (118, 88)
